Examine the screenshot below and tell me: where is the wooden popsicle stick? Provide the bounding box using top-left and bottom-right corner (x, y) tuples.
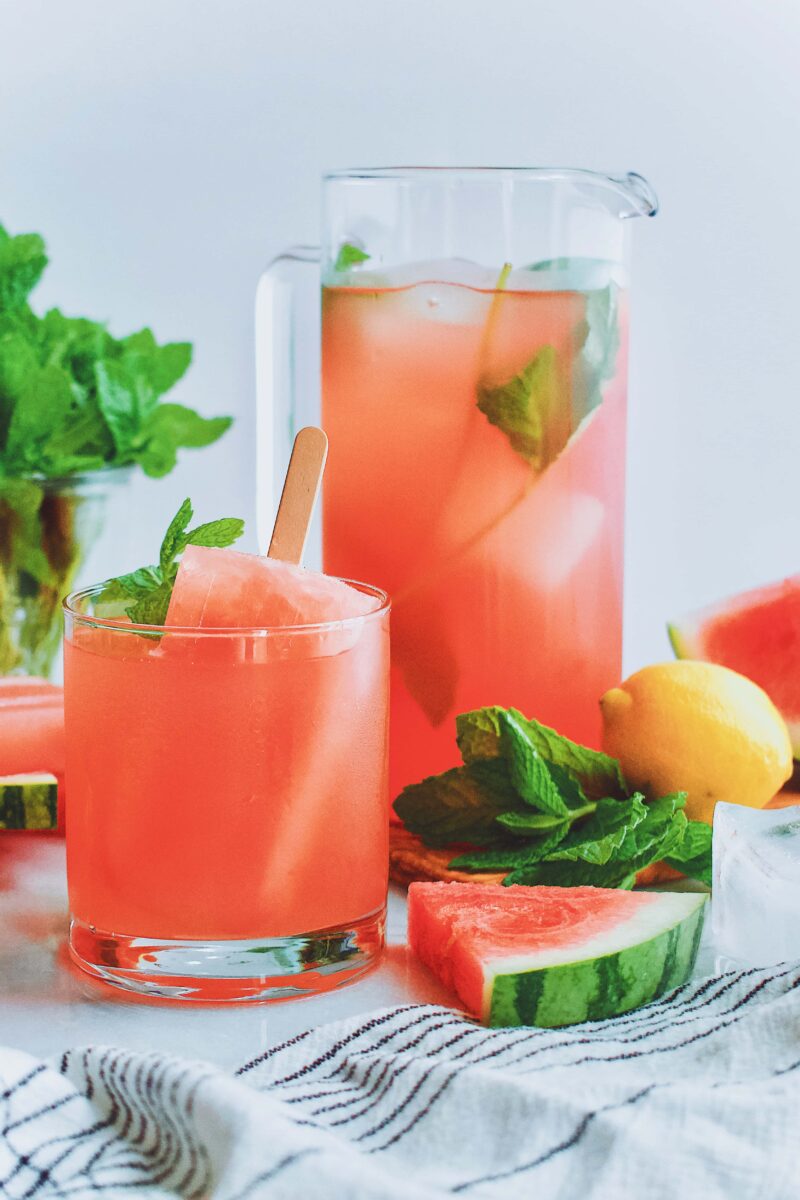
(267, 427), (328, 564)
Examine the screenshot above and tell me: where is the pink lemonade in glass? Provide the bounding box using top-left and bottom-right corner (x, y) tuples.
(323, 269), (626, 800)
(64, 552), (390, 1001)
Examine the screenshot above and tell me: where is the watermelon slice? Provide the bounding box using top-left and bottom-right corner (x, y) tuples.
(166, 545), (378, 628)
(0, 678), (64, 778)
(408, 882), (706, 1027)
(669, 576), (800, 756)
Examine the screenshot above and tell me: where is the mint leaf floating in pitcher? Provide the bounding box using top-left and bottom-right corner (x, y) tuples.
(100, 498), (245, 625)
(333, 243), (370, 272)
(393, 704), (712, 889)
(477, 346), (568, 470)
(476, 258), (620, 469)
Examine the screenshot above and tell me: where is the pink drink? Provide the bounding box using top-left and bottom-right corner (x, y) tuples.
(64, 556), (390, 1000)
(323, 275), (626, 799)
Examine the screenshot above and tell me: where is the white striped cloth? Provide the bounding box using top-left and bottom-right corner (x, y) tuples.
(1, 964), (799, 1198)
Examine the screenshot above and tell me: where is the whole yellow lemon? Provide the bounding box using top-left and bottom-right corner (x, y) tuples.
(600, 660), (793, 824)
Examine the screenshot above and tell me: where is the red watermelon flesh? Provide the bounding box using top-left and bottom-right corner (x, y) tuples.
(166, 545), (379, 628)
(408, 881), (706, 1027)
(0, 677), (64, 778)
(669, 576), (800, 755)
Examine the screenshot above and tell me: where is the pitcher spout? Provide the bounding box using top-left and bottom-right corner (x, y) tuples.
(605, 171), (659, 219)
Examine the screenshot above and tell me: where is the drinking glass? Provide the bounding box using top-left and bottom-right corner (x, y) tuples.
(63, 581), (390, 1001)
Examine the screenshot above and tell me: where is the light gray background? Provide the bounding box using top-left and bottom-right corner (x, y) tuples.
(1, 0), (797, 670)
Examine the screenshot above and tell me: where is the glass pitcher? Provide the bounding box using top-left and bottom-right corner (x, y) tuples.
(257, 167), (658, 800)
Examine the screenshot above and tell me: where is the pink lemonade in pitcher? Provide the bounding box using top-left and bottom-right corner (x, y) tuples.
(322, 264), (627, 799)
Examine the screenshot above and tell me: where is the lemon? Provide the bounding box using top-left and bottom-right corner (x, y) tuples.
(600, 660), (793, 824)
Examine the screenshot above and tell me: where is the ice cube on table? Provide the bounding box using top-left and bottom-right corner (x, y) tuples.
(712, 800), (800, 967)
(0, 677), (64, 778)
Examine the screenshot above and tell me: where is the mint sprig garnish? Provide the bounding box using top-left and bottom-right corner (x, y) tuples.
(393, 705), (712, 889)
(476, 261), (620, 470)
(333, 242), (370, 272)
(101, 498), (244, 626)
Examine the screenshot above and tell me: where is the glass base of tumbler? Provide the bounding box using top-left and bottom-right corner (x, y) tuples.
(68, 906), (385, 1002)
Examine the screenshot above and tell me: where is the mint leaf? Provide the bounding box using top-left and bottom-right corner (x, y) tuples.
(456, 706), (627, 799)
(40, 400), (114, 467)
(477, 345), (568, 470)
(664, 818), (712, 886)
(99, 498), (245, 626)
(392, 760), (524, 849)
(507, 796), (690, 887)
(573, 284), (619, 425)
(498, 710), (570, 817)
(616, 793), (686, 861)
(504, 856), (639, 889)
(159, 498), (193, 569)
(125, 585), (174, 627)
(181, 517), (245, 552)
(4, 365), (74, 469)
(0, 229), (47, 311)
(135, 404), (233, 479)
(496, 810), (568, 835)
(0, 477), (54, 587)
(334, 243), (370, 271)
(547, 795), (648, 866)
(120, 330), (192, 397)
(449, 822), (571, 872)
(455, 707), (505, 762)
(95, 359), (152, 457)
(476, 260), (619, 472)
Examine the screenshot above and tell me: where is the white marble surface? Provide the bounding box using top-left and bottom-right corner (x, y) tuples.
(0, 836), (716, 1072)
(0, 836), (453, 1071)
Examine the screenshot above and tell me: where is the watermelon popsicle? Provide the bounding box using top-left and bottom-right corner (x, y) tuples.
(165, 544), (378, 628)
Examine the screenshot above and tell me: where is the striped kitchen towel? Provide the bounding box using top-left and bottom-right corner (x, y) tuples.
(1, 964), (799, 1198)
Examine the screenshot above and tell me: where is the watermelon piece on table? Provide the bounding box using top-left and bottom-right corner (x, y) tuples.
(0, 678), (64, 778)
(669, 576), (800, 757)
(166, 545), (378, 628)
(408, 882), (706, 1028)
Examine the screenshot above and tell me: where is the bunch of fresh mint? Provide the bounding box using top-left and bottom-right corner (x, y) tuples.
(0, 222), (232, 674)
(100, 498), (244, 626)
(394, 706), (712, 888)
(0, 222), (231, 478)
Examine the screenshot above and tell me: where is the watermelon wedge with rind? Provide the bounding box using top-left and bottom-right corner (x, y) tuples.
(669, 575), (800, 756)
(408, 882), (707, 1027)
(166, 545), (379, 628)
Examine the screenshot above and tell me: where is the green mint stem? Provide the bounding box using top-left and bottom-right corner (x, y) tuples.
(496, 261), (512, 291)
(563, 801), (597, 823)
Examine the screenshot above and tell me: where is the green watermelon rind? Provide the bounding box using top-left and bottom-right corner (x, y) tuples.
(488, 896), (706, 1028)
(0, 774), (59, 831)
